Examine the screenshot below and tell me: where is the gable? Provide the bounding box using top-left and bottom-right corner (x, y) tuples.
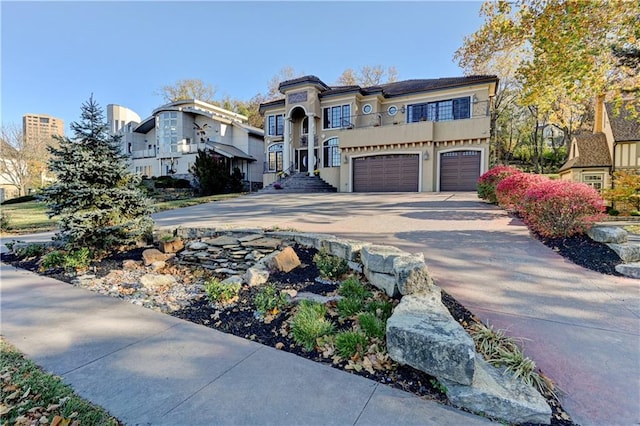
(558, 132), (611, 172)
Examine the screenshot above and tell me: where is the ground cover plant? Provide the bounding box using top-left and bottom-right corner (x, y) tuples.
(0, 338), (120, 425)
(1, 243), (576, 425)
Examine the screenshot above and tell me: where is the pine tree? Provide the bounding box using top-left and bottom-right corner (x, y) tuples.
(40, 96), (153, 256)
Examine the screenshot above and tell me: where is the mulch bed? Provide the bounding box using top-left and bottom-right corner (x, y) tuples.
(1, 244), (577, 425)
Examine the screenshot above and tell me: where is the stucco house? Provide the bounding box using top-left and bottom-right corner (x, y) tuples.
(108, 100), (265, 189)
(559, 98), (640, 190)
(259, 75), (499, 192)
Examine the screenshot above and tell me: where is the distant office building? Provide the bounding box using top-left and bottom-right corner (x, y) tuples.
(22, 113), (64, 144)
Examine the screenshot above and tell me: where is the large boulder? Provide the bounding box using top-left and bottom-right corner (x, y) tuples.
(361, 245), (405, 274)
(142, 249), (173, 266)
(393, 254), (433, 295)
(444, 358), (551, 425)
(364, 268), (398, 297)
(386, 290), (476, 385)
(244, 264), (269, 286)
(266, 246), (301, 273)
(607, 243), (640, 262)
(615, 262), (640, 279)
(139, 274), (177, 289)
(587, 226), (627, 244)
(321, 238), (370, 261)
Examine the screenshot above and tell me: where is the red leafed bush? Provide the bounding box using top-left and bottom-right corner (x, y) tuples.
(477, 165), (522, 203)
(519, 180), (606, 238)
(496, 173), (550, 212)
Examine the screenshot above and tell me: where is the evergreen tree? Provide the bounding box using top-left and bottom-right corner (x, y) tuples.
(191, 149), (233, 195)
(40, 96), (153, 256)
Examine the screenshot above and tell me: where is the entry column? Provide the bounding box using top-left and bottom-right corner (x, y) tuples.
(283, 117), (291, 172)
(307, 113), (316, 176)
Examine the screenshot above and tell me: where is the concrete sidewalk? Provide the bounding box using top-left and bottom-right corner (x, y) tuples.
(0, 264), (491, 425)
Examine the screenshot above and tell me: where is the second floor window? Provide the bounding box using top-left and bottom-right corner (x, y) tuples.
(407, 97), (471, 123)
(157, 111), (178, 153)
(323, 104), (351, 129)
(268, 114), (284, 136)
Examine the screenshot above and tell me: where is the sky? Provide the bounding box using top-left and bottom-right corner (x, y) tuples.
(1, 1), (486, 134)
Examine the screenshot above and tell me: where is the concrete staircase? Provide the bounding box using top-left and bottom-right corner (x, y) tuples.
(259, 172), (337, 194)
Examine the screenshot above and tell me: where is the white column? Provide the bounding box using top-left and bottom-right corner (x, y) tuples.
(283, 118), (291, 173)
(307, 113), (316, 176)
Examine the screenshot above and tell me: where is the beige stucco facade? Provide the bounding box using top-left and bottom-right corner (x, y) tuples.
(259, 75), (498, 192)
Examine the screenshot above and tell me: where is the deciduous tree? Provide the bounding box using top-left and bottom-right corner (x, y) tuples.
(0, 124), (52, 196)
(336, 65), (398, 86)
(157, 78), (218, 104)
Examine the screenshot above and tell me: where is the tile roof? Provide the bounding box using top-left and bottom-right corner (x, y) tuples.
(558, 132), (611, 172)
(606, 102), (640, 142)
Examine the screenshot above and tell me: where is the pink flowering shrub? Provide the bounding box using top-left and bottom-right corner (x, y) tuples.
(477, 165), (522, 203)
(496, 173), (550, 212)
(519, 180), (606, 238)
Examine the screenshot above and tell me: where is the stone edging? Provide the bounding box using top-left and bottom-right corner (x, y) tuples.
(164, 226), (552, 424)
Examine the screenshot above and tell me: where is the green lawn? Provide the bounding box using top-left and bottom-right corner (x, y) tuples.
(0, 193), (244, 235)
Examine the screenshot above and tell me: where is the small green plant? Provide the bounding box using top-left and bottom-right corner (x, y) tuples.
(205, 278), (241, 303)
(254, 283), (289, 315)
(358, 312), (386, 339)
(338, 276), (372, 300)
(15, 243), (46, 258)
(365, 300), (394, 321)
(40, 250), (66, 270)
(337, 297), (364, 319)
(469, 322), (519, 359)
(0, 211), (10, 230)
(429, 378), (448, 394)
(64, 247), (92, 271)
(291, 300), (335, 351)
(335, 331), (367, 358)
(313, 248), (349, 280)
(5, 240), (18, 251)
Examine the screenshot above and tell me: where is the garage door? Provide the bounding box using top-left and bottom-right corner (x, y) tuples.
(440, 150), (481, 191)
(353, 154), (419, 192)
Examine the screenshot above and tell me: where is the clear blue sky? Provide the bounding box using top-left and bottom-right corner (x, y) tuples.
(1, 1), (485, 134)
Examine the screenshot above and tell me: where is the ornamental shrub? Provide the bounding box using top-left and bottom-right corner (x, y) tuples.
(602, 171), (640, 214)
(477, 165), (522, 203)
(519, 180), (606, 238)
(496, 173), (550, 212)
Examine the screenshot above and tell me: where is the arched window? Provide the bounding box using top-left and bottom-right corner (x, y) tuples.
(268, 143), (283, 172)
(302, 117), (309, 135)
(323, 138), (340, 167)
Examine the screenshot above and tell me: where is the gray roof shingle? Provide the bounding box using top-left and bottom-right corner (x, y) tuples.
(558, 132), (611, 172)
(606, 102), (640, 142)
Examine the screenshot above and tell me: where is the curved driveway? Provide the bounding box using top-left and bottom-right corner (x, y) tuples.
(155, 192), (640, 426)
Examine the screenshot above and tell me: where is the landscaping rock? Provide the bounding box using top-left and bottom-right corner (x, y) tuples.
(607, 242), (640, 262)
(242, 237), (282, 249)
(158, 238), (184, 253)
(187, 241), (209, 250)
(587, 226), (628, 244)
(220, 276), (243, 285)
(614, 262), (640, 278)
(150, 261), (166, 271)
(361, 245), (405, 274)
(142, 249), (173, 266)
(244, 265), (269, 286)
(204, 236), (239, 246)
(237, 234), (264, 243)
(266, 246), (301, 273)
(294, 292), (342, 305)
(292, 233), (335, 250)
(122, 259), (140, 270)
(393, 254), (433, 295)
(139, 274), (177, 289)
(364, 268), (398, 297)
(444, 358), (551, 425)
(387, 290), (476, 385)
(321, 238), (369, 261)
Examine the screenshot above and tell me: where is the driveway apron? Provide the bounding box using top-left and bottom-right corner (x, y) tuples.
(153, 192), (640, 426)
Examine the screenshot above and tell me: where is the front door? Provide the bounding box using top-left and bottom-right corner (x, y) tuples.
(297, 149), (319, 172)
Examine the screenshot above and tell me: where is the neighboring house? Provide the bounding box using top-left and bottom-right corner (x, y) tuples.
(0, 140), (21, 202)
(259, 75), (499, 192)
(107, 100), (265, 189)
(539, 124), (565, 148)
(559, 98), (640, 190)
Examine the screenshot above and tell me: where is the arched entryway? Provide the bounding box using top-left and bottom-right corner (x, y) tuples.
(289, 106), (318, 173)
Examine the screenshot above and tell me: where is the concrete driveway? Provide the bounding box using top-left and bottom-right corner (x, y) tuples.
(154, 192), (640, 426)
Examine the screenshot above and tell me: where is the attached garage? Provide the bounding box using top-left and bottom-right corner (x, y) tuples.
(440, 150), (481, 191)
(353, 154), (419, 192)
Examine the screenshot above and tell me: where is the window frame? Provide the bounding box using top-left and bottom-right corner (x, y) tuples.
(322, 104), (352, 130)
(582, 172), (604, 191)
(267, 114), (285, 136)
(267, 143), (284, 172)
(323, 138), (340, 168)
(407, 96), (471, 123)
